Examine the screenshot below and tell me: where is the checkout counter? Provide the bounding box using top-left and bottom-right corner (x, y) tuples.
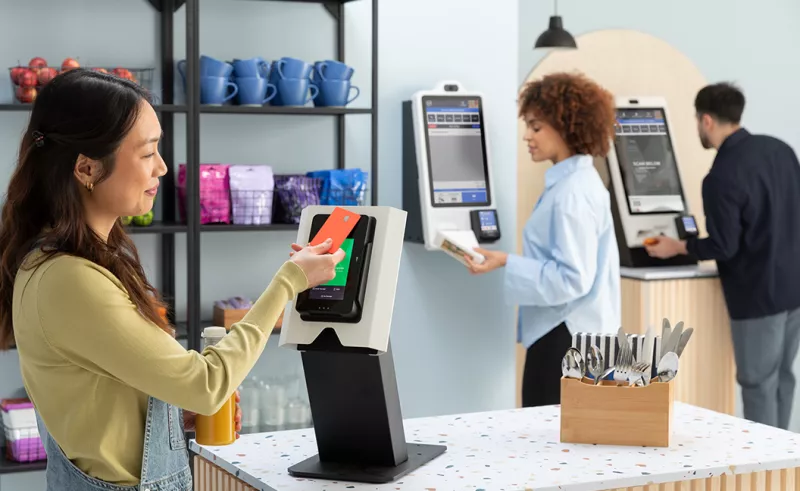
(606, 97), (735, 415)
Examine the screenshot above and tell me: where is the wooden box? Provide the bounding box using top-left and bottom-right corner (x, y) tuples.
(560, 377), (675, 447)
(212, 306), (283, 330)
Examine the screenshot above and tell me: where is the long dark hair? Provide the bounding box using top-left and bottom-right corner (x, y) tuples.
(0, 68), (172, 349)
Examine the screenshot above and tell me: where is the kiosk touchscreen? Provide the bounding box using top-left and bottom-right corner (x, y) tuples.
(403, 81), (500, 262)
(606, 97), (698, 268)
(294, 213), (375, 323)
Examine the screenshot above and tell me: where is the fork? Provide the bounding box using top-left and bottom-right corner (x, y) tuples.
(613, 328), (633, 385)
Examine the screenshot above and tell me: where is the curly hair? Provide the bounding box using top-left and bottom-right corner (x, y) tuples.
(519, 72), (616, 157)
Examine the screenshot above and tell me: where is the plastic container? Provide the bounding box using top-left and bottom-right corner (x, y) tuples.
(1, 398), (46, 463)
(195, 327), (237, 446)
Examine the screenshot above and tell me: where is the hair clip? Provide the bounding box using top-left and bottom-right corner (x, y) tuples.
(31, 130), (45, 148)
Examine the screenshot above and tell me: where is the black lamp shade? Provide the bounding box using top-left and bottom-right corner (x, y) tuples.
(534, 16), (577, 49)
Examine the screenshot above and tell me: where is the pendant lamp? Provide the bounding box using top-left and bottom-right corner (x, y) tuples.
(534, 0), (577, 49)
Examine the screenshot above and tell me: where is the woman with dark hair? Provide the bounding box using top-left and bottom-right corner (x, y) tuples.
(467, 72), (621, 407)
(0, 68), (344, 490)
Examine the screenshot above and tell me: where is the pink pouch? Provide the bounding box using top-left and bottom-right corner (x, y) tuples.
(177, 164), (231, 224)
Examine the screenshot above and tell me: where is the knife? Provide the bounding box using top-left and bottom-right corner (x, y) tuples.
(660, 318), (672, 360)
(642, 325), (654, 367)
(675, 327), (694, 358)
(665, 321), (684, 355)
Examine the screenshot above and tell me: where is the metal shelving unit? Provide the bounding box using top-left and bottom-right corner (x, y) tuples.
(0, 0), (378, 355)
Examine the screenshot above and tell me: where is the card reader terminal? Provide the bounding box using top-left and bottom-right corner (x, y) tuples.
(470, 209), (501, 243)
(675, 214), (699, 240)
(294, 214), (376, 323)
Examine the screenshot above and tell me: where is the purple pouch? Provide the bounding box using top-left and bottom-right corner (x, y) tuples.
(273, 175), (322, 224)
(177, 164), (231, 224)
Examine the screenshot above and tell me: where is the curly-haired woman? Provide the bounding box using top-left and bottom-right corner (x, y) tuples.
(467, 72), (621, 407)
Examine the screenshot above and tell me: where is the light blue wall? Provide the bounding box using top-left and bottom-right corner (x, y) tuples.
(519, 0), (800, 432)
(0, 0), (519, 433)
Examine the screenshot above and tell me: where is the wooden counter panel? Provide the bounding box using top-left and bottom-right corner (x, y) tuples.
(621, 277), (736, 415)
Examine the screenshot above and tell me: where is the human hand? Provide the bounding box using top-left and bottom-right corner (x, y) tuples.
(644, 236), (687, 259)
(465, 247), (508, 275)
(289, 239), (346, 288)
(234, 390), (242, 438)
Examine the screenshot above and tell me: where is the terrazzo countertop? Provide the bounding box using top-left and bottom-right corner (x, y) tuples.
(191, 403), (800, 491)
(620, 264), (719, 281)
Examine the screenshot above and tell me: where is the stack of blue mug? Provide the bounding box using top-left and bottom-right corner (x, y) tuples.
(231, 57), (277, 106)
(177, 56), (239, 105)
(310, 60), (359, 107)
(268, 57), (318, 107)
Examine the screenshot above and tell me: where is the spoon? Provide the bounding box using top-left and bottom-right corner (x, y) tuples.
(561, 348), (585, 380)
(586, 345), (605, 385)
(655, 351), (679, 383)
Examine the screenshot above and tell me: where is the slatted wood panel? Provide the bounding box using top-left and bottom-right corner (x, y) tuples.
(194, 455), (258, 491)
(621, 277), (736, 415)
(193, 456), (798, 491)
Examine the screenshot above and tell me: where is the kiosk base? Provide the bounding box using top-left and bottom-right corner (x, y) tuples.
(288, 443), (446, 484)
(290, 328), (446, 484)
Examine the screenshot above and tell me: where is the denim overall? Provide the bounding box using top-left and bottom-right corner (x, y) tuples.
(36, 397), (192, 491)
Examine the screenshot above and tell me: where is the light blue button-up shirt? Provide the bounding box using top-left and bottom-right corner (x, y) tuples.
(505, 154), (621, 349)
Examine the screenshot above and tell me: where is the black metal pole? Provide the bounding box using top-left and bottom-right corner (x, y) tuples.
(336, 2), (346, 171)
(371, 0), (378, 205)
(159, 0), (177, 325)
(186, 0), (201, 351)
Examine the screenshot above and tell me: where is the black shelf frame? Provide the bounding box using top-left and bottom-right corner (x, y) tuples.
(0, 0), (378, 354)
(181, 0), (379, 350)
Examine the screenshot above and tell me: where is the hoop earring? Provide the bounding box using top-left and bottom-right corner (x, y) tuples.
(85, 181), (94, 193)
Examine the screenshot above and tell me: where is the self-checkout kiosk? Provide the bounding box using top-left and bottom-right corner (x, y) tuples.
(279, 205), (446, 483)
(402, 81), (501, 264)
(606, 96), (699, 268)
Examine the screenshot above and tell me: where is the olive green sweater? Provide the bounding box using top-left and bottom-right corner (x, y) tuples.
(12, 252), (307, 485)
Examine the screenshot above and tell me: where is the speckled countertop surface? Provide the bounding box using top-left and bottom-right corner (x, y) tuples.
(191, 402), (800, 491)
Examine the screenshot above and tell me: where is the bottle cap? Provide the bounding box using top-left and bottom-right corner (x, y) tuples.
(201, 326), (227, 339)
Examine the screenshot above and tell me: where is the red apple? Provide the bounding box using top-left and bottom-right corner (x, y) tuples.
(37, 67), (58, 85)
(93, 67), (109, 74)
(10, 66), (27, 84)
(28, 57), (47, 69)
(112, 67), (134, 80)
(15, 87), (37, 104)
(61, 58), (80, 71)
(18, 70), (38, 88)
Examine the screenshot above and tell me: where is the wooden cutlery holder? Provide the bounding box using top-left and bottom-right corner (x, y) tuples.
(560, 377), (675, 447)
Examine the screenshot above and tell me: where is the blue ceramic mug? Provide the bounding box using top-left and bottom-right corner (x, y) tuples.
(232, 57), (270, 79)
(235, 77), (277, 106)
(274, 57), (313, 80)
(177, 56), (234, 80)
(317, 60), (354, 81)
(200, 76), (238, 105)
(276, 78), (318, 107)
(315, 79), (360, 107)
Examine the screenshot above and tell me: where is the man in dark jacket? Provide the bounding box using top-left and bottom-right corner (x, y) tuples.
(646, 82), (800, 429)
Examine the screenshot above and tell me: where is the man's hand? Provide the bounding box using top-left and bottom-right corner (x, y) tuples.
(644, 236), (687, 259)
(465, 248), (508, 275)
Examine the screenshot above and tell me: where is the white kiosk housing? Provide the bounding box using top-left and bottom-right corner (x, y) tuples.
(402, 81), (501, 264)
(606, 96), (698, 268)
(279, 205), (446, 483)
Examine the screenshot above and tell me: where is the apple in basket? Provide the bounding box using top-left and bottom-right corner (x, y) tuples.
(10, 66), (28, 85)
(16, 87), (37, 104)
(61, 58), (80, 71)
(37, 67), (58, 85)
(112, 67), (136, 82)
(17, 70), (38, 88)
(28, 57), (47, 69)
(93, 68), (109, 74)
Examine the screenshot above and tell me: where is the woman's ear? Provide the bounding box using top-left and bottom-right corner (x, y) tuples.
(73, 155), (101, 187)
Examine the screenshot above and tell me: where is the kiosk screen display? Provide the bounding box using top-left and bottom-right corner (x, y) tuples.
(422, 95), (491, 207)
(614, 108), (687, 214)
(309, 238), (354, 301)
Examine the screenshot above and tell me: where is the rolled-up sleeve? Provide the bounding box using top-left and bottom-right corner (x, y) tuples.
(504, 196), (598, 307)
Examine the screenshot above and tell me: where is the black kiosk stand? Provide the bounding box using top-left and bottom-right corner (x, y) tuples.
(281, 206), (446, 484)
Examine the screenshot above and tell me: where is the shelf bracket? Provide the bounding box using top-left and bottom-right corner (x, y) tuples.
(323, 2), (341, 21)
(147, 0), (186, 13)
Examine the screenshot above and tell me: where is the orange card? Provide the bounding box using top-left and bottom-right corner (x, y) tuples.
(310, 207), (361, 253)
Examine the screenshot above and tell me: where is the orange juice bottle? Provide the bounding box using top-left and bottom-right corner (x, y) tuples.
(195, 326), (236, 446)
